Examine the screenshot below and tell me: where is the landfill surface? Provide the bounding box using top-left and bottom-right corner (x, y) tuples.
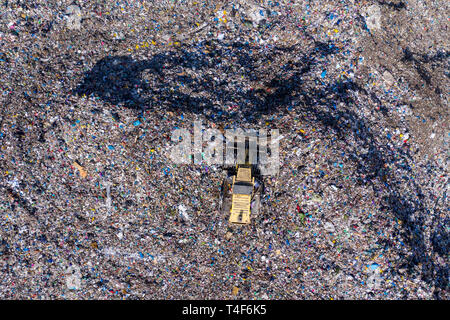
(0, 0), (448, 299)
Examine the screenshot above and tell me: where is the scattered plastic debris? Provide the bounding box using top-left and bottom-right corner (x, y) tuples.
(0, 0), (447, 301)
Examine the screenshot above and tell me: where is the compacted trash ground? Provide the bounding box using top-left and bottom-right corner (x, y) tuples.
(0, 0), (448, 299)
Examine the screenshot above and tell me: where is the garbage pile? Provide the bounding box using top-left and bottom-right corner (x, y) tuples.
(0, 0), (448, 299)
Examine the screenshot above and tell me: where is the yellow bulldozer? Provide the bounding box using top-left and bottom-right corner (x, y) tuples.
(219, 131), (270, 225)
(220, 163), (263, 225)
(229, 165), (254, 224)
